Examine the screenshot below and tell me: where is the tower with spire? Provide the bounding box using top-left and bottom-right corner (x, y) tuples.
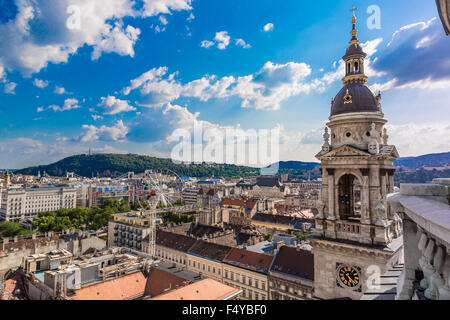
(310, 8), (404, 300)
(3, 170), (11, 189)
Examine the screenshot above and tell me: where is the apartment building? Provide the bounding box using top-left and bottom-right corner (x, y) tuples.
(149, 230), (197, 268)
(181, 187), (200, 205)
(222, 248), (274, 300)
(186, 241), (231, 282)
(108, 212), (157, 251)
(0, 187), (76, 222)
(268, 245), (315, 300)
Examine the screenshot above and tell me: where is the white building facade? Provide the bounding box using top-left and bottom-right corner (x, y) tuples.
(0, 187), (76, 222)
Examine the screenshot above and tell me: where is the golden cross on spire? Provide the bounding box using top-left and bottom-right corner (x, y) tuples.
(350, 6), (357, 16)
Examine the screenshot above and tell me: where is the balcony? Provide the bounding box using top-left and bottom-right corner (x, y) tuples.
(387, 179), (450, 300)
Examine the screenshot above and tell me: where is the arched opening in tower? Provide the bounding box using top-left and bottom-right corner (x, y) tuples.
(338, 174), (361, 221)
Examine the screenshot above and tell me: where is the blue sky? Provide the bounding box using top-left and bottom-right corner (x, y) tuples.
(0, 0), (449, 169)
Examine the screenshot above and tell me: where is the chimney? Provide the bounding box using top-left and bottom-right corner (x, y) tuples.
(14, 236), (18, 243)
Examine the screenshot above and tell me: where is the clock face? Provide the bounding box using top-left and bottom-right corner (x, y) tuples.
(338, 266), (360, 288)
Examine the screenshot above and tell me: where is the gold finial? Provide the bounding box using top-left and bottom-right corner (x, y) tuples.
(350, 6), (357, 18)
(349, 6), (358, 44)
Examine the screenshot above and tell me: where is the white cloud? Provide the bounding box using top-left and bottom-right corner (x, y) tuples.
(54, 86), (70, 95)
(81, 120), (128, 142)
(236, 38), (251, 49)
(214, 31), (230, 50)
(201, 31), (231, 50)
(92, 23), (141, 60)
(371, 18), (450, 91)
(0, 138), (43, 155)
(33, 79), (49, 88)
(4, 82), (17, 94)
(140, 0), (192, 17)
(263, 23), (274, 32)
(123, 61), (325, 110)
(0, 0), (192, 76)
(92, 115), (104, 121)
(386, 123), (450, 157)
(200, 40), (214, 48)
(123, 67), (183, 106)
(98, 95), (136, 115)
(48, 98), (81, 112)
(159, 15), (168, 25)
(187, 13), (195, 21)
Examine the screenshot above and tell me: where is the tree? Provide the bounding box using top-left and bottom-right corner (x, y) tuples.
(0, 221), (33, 237)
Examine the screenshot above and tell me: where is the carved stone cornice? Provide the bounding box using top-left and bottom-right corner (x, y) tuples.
(310, 238), (394, 258)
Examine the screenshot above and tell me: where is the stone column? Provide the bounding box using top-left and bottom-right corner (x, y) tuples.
(327, 169), (336, 221)
(322, 168), (329, 219)
(369, 166), (381, 225)
(360, 169), (370, 224)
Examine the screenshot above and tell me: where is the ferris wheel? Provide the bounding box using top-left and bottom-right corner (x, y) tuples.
(144, 169), (181, 209)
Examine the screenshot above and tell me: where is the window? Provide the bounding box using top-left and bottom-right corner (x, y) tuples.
(248, 278), (252, 286)
(213, 267), (215, 274)
(225, 270), (228, 279)
(262, 282), (266, 290)
(255, 279), (259, 289)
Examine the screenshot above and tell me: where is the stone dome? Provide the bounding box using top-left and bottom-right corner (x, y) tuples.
(330, 83), (380, 117)
(345, 43), (366, 58)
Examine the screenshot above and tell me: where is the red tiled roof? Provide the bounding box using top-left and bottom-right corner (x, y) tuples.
(223, 248), (273, 274)
(151, 279), (240, 300)
(221, 199), (246, 207)
(71, 271), (146, 300)
(145, 268), (187, 298)
(221, 199), (256, 210)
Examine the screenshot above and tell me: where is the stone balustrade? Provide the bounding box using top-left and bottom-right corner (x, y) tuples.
(387, 178), (450, 300)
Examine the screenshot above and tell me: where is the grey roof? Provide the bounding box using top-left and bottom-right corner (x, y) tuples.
(152, 261), (204, 283)
(344, 43), (367, 58)
(331, 83), (380, 117)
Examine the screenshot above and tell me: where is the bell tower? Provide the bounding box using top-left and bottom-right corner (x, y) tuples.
(310, 8), (404, 300)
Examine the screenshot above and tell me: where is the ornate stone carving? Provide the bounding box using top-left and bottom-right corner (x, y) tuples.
(419, 239), (436, 291)
(425, 246), (445, 299)
(382, 128), (389, 145)
(368, 139), (379, 155)
(322, 127), (331, 154)
(375, 199), (388, 227)
(316, 190), (325, 219)
(438, 270), (450, 300)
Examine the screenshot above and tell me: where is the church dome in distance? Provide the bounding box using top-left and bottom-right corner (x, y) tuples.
(330, 83), (380, 117)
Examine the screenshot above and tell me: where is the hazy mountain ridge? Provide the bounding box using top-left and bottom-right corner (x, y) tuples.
(394, 151), (450, 169)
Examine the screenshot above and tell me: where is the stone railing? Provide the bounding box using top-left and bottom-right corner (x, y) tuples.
(387, 179), (450, 300)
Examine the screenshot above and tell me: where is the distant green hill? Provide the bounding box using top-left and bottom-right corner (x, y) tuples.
(276, 161), (320, 171)
(394, 152), (450, 169)
(16, 154), (261, 178)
